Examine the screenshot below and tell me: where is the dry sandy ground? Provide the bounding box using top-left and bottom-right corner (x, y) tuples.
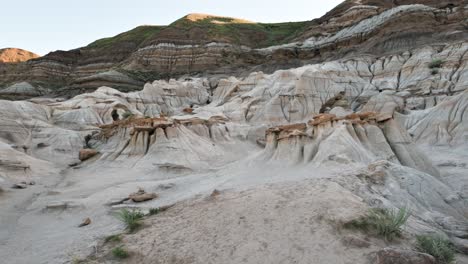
(1, 151), (468, 263)
(89, 179), (388, 264)
(0, 158), (352, 264)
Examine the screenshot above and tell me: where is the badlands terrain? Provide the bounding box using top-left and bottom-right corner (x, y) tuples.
(0, 0), (468, 263)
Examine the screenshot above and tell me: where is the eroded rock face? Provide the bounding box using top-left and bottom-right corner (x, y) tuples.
(0, 4), (468, 262)
(260, 113), (439, 177)
(0, 2), (466, 97)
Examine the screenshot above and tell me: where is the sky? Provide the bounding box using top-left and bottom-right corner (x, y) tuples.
(0, 0), (343, 55)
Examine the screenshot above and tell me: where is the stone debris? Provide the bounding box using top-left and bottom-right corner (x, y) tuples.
(78, 218), (91, 227)
(210, 189), (221, 198)
(79, 149), (98, 161)
(129, 188), (158, 203)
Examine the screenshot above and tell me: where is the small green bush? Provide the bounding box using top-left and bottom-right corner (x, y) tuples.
(116, 208), (144, 232)
(122, 111), (134, 119)
(416, 235), (455, 264)
(344, 207), (410, 241)
(431, 68), (439, 75)
(429, 59), (444, 69)
(148, 208), (160, 216)
(112, 246), (129, 259)
(71, 257), (87, 264)
(104, 234), (122, 243)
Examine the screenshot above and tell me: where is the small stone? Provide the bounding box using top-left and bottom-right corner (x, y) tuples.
(210, 189), (221, 197)
(130, 193), (158, 202)
(183, 107), (194, 114)
(128, 188), (158, 203)
(79, 148), (98, 161)
(78, 217), (91, 227)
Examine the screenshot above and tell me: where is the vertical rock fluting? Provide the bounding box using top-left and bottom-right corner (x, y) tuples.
(262, 113), (439, 176)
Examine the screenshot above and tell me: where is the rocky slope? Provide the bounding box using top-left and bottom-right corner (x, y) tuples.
(0, 48), (39, 63)
(0, 0), (466, 99)
(0, 1), (468, 264)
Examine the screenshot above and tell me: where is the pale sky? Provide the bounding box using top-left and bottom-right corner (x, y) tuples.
(0, 0), (343, 55)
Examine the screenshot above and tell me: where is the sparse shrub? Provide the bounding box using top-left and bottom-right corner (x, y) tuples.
(148, 208), (160, 216)
(116, 208), (144, 232)
(122, 111), (134, 119)
(344, 207), (410, 241)
(416, 234), (455, 264)
(111, 246), (129, 259)
(429, 59), (444, 69)
(313, 32), (324, 38)
(370, 207), (410, 241)
(431, 68), (439, 75)
(71, 257), (86, 264)
(104, 234), (122, 243)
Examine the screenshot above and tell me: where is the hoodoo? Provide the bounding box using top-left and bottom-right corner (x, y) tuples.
(0, 1), (468, 263)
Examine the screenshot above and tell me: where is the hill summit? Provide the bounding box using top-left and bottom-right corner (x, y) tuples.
(183, 13), (255, 24)
(0, 48), (39, 63)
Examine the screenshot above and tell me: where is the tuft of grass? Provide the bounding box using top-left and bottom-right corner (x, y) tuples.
(71, 257), (86, 264)
(344, 207), (410, 241)
(429, 59), (444, 69)
(148, 208), (161, 216)
(416, 235), (455, 264)
(116, 208), (144, 232)
(370, 207), (410, 241)
(111, 246), (129, 259)
(104, 234), (122, 243)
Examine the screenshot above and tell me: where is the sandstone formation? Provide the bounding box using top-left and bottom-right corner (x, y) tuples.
(0, 1), (468, 263)
(0, 1), (466, 98)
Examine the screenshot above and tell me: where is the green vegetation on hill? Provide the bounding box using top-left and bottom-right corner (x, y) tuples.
(171, 15), (308, 47)
(87, 25), (164, 49)
(86, 15), (309, 50)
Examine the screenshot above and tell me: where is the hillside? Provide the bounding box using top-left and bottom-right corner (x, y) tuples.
(0, 0), (466, 99)
(87, 14), (308, 50)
